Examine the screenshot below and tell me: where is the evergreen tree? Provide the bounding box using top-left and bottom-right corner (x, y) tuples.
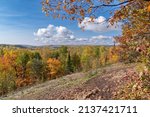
(32, 52), (42, 60)
(66, 52), (74, 74)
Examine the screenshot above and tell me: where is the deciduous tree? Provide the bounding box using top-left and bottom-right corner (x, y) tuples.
(47, 58), (62, 79)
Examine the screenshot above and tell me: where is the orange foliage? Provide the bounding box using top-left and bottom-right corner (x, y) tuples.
(0, 51), (17, 71)
(16, 78), (36, 87)
(148, 5), (150, 12)
(47, 58), (61, 79)
(70, 0), (76, 3)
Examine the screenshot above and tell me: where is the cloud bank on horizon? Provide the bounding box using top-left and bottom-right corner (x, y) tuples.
(34, 16), (119, 45)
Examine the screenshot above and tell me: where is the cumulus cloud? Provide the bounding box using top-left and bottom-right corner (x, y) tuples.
(78, 16), (120, 32)
(34, 24), (75, 43)
(34, 24), (114, 45)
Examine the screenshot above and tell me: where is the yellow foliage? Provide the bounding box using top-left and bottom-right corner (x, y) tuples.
(47, 58), (61, 78)
(108, 47), (119, 63)
(0, 51), (17, 71)
(99, 57), (107, 66)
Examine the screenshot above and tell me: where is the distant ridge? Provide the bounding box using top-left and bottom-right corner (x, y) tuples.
(0, 44), (114, 49)
(0, 44), (62, 49)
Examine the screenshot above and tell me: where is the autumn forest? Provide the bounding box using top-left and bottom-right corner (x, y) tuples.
(0, 0), (150, 99)
(0, 45), (118, 94)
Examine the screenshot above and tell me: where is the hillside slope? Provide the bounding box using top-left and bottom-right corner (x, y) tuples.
(1, 63), (136, 100)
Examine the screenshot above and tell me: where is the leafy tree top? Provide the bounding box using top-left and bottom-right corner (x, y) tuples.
(41, 0), (150, 24)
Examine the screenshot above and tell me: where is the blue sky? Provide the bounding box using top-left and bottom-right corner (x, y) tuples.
(0, 0), (121, 45)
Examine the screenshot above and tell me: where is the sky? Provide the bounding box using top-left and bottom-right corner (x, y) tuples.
(0, 0), (121, 45)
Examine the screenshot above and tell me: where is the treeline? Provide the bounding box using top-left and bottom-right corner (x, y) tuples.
(0, 46), (119, 95)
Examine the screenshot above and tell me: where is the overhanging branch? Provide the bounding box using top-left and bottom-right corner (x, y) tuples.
(91, 0), (131, 8)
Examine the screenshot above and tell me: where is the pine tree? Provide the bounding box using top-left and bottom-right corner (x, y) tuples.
(66, 52), (74, 74)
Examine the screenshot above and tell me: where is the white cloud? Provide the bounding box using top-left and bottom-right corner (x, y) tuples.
(91, 35), (112, 40)
(34, 24), (75, 42)
(90, 35), (114, 45)
(34, 24), (114, 45)
(78, 16), (120, 32)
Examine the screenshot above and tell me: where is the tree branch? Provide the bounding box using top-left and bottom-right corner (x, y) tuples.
(91, 0), (131, 8)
